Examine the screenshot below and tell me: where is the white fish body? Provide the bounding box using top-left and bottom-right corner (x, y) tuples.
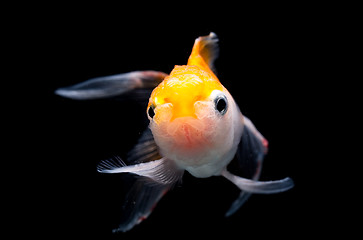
(55, 32), (294, 232)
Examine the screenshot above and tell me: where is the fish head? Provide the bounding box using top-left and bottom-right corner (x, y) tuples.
(146, 65), (236, 166)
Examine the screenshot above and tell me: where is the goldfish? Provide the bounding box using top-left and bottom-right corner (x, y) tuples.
(55, 32), (294, 232)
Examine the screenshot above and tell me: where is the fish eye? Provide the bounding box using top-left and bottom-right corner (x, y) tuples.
(215, 95), (228, 115)
(147, 105), (155, 119)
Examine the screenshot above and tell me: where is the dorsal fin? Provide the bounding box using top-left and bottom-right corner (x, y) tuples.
(187, 32), (219, 76)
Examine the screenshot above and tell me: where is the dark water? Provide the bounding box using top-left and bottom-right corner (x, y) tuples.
(36, 6), (329, 239)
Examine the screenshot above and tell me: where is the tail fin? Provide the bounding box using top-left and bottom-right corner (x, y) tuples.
(187, 32), (219, 77)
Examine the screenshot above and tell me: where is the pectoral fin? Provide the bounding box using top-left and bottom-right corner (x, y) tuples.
(224, 116), (293, 216)
(55, 70), (167, 100)
(96, 129), (183, 232)
(97, 157), (184, 232)
(98, 157), (183, 185)
(222, 169), (294, 194)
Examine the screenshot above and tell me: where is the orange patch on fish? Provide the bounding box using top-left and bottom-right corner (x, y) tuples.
(149, 65), (223, 121)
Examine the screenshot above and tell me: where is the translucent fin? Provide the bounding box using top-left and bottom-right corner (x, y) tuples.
(196, 32), (219, 72)
(98, 157), (183, 232)
(55, 70), (167, 100)
(113, 178), (172, 232)
(97, 129), (180, 232)
(98, 158), (183, 185)
(97, 128), (160, 173)
(126, 128), (160, 164)
(243, 116), (269, 152)
(225, 115), (293, 216)
(222, 169), (294, 194)
(187, 32), (219, 74)
(225, 116), (266, 215)
(234, 116), (267, 180)
(225, 192), (251, 217)
(97, 156), (126, 172)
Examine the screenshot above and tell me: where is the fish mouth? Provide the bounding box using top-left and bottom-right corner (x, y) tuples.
(150, 115), (219, 166)
(166, 117), (208, 148)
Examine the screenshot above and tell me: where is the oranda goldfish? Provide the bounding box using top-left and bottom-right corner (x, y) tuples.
(56, 32), (294, 232)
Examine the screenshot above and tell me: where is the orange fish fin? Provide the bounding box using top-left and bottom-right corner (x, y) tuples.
(187, 32), (219, 76)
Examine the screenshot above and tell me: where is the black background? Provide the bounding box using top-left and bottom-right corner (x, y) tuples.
(23, 3), (342, 239)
